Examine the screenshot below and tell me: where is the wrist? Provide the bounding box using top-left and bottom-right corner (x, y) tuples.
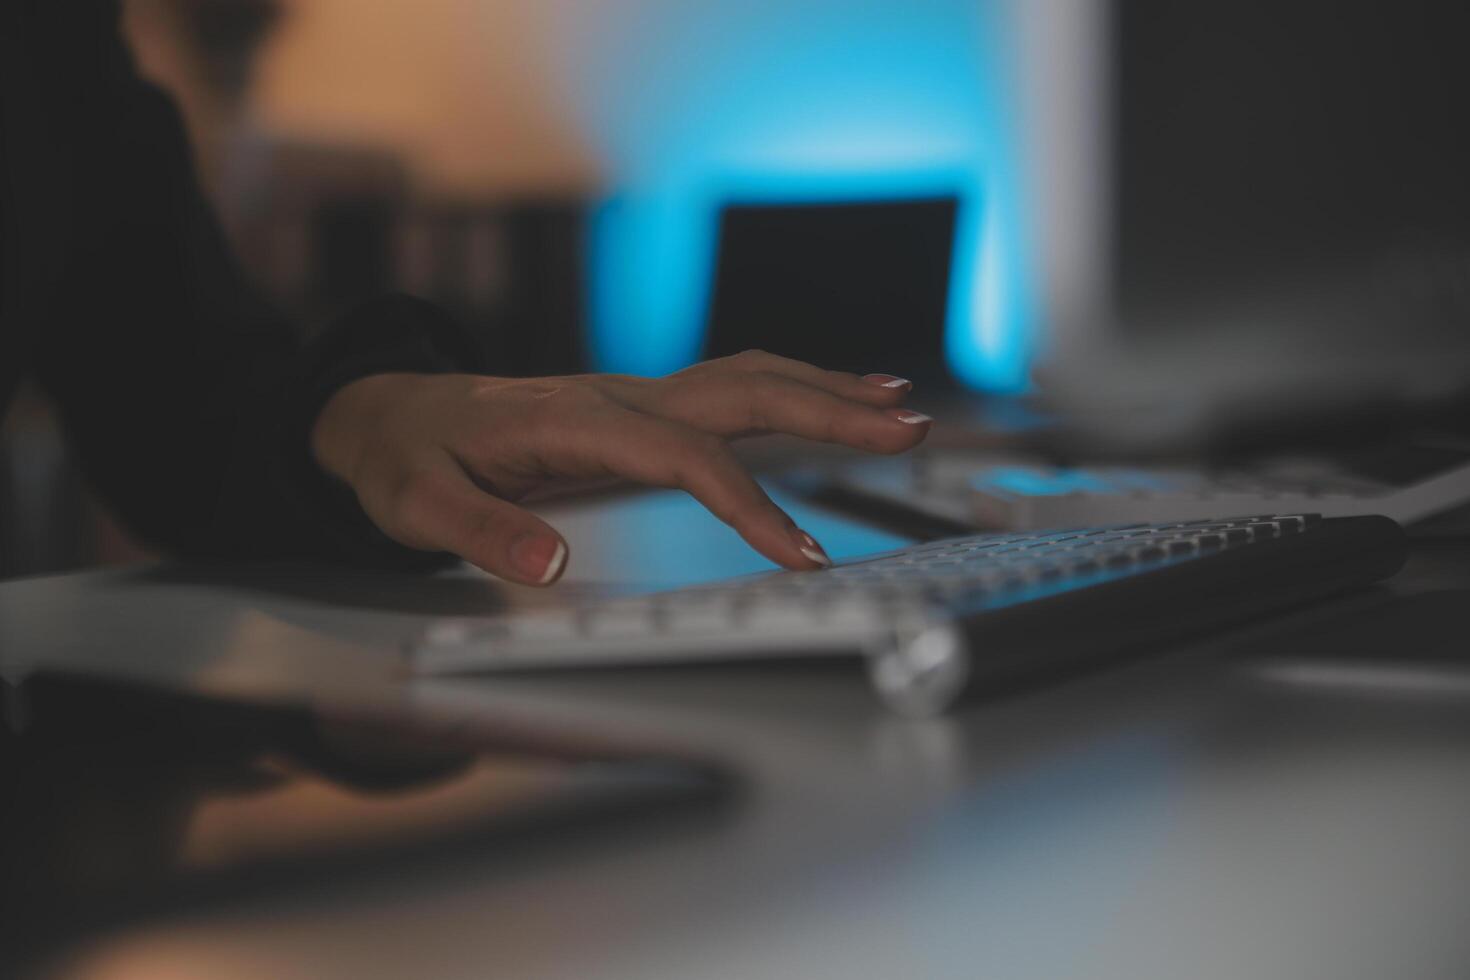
(310, 373), (420, 484)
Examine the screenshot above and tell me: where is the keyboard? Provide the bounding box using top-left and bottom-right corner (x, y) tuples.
(411, 514), (1406, 716)
(814, 442), (1470, 533)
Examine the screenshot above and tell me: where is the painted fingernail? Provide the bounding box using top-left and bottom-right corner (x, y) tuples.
(790, 528), (832, 568)
(891, 409), (934, 425)
(864, 374), (912, 389)
(510, 534), (567, 584)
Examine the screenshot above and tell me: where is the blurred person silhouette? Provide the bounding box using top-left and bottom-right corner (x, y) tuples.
(0, 1), (932, 585)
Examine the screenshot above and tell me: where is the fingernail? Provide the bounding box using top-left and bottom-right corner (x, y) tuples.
(891, 409), (934, 425)
(789, 527), (832, 568)
(864, 374), (912, 389)
(510, 534), (567, 584)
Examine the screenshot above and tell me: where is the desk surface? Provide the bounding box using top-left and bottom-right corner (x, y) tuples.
(5, 489), (1470, 980)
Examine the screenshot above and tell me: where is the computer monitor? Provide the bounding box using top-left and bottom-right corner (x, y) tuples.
(1032, 0), (1470, 451)
(697, 1), (1470, 437)
(702, 198), (958, 384)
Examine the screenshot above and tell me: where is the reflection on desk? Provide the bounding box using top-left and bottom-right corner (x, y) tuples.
(0, 674), (729, 977)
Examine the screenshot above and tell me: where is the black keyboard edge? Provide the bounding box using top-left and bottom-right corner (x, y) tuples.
(941, 514), (1408, 707)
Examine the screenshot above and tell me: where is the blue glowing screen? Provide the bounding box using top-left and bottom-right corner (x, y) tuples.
(560, 0), (1036, 392)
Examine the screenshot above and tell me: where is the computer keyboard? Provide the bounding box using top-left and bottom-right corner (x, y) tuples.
(412, 514), (1406, 716)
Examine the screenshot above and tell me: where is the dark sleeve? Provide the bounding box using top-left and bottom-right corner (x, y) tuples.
(30, 16), (484, 567)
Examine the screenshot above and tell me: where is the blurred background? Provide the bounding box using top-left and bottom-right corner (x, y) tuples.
(4, 0), (1469, 576)
(2, 0), (1065, 576)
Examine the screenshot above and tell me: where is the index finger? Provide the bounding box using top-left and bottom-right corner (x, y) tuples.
(692, 349), (913, 405)
(529, 404), (833, 571)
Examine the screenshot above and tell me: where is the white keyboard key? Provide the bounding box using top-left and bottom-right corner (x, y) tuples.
(509, 609), (581, 641)
(582, 601), (658, 638)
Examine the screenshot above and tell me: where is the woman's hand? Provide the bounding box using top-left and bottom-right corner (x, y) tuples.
(310, 350), (932, 585)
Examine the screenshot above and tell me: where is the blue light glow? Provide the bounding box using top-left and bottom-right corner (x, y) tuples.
(979, 467), (1180, 497)
(982, 467), (1118, 498)
(563, 0), (1036, 391)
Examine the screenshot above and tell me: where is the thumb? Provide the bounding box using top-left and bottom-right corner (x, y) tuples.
(388, 464), (569, 586)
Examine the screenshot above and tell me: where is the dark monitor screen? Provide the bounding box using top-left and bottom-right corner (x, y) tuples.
(703, 197), (958, 384)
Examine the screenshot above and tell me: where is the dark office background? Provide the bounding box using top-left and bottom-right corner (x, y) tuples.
(3, 0), (597, 576)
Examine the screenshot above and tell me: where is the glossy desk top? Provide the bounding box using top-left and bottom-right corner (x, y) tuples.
(4, 488), (1470, 980)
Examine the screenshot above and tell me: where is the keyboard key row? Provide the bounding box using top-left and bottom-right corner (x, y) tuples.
(425, 516), (1321, 650)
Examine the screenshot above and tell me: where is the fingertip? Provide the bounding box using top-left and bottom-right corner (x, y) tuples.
(849, 407), (933, 454)
(539, 538), (569, 585)
(744, 507), (832, 571)
(857, 373), (913, 406)
(789, 527), (833, 568)
(845, 380), (909, 408)
(509, 532), (569, 586)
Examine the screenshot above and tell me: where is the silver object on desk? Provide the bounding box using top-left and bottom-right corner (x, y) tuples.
(821, 438), (1470, 534)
